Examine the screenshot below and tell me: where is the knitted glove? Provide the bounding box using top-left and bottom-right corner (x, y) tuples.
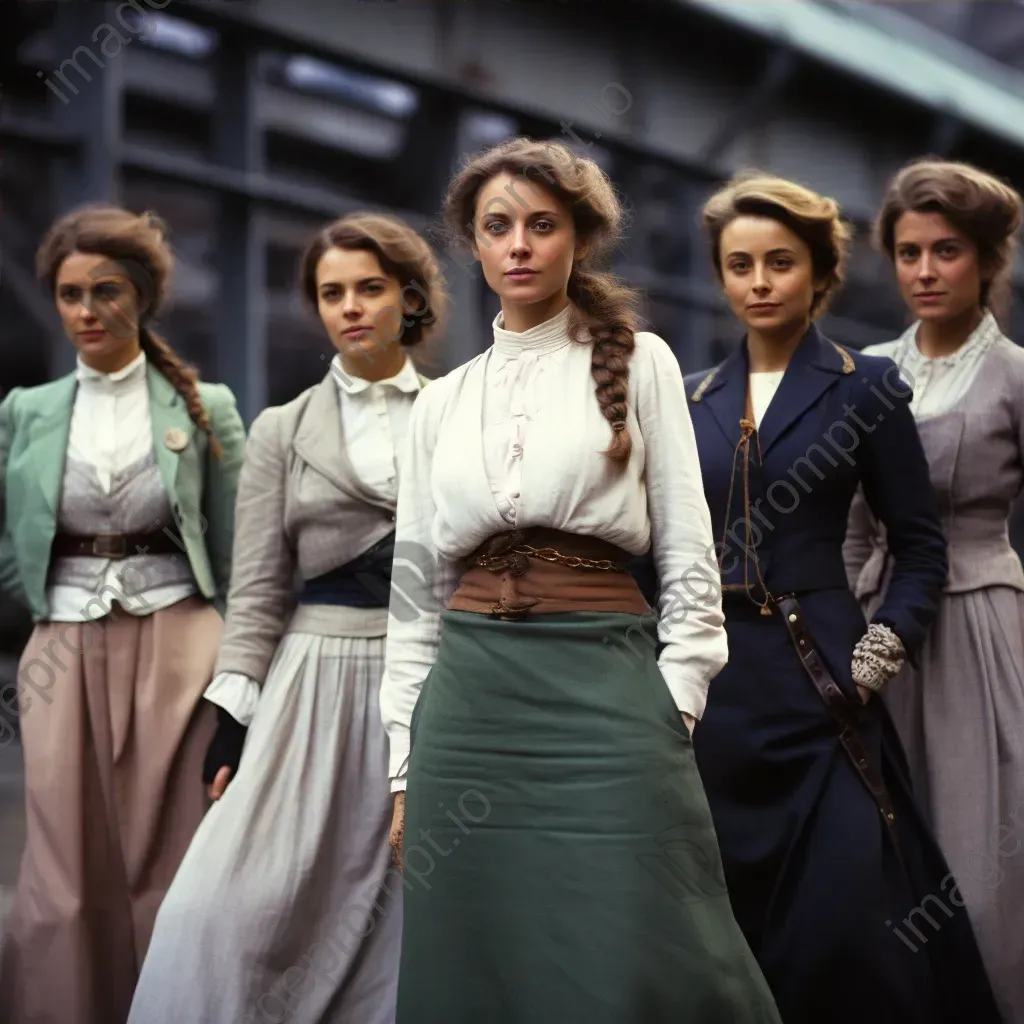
(202, 704), (248, 787)
(851, 623), (906, 692)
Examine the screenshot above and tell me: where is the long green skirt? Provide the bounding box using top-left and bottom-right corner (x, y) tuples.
(398, 611), (781, 1023)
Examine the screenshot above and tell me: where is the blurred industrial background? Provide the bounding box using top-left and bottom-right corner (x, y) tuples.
(2, 0), (1024, 919)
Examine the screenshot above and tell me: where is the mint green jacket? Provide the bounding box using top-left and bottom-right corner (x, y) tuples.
(0, 366), (246, 622)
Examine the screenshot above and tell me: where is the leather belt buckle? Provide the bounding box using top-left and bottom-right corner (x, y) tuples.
(92, 533), (127, 558)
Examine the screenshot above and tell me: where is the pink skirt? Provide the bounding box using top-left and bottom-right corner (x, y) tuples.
(0, 597), (220, 1024)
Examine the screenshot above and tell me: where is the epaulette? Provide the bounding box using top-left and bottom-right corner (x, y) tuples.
(690, 366), (720, 402)
(830, 341), (855, 374)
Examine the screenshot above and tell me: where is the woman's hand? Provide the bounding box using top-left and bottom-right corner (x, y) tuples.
(202, 704), (248, 801)
(390, 792), (406, 871)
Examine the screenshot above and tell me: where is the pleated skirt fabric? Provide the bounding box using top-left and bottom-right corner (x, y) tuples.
(880, 585), (1024, 1023)
(397, 609), (782, 1024)
(0, 596), (221, 1024)
(127, 610), (400, 1024)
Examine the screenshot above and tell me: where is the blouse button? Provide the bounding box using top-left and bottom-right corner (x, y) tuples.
(512, 443), (523, 457)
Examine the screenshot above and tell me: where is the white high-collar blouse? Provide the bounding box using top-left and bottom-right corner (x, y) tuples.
(380, 306), (729, 791)
(863, 310), (1002, 420)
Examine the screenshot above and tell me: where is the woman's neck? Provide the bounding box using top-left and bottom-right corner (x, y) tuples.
(79, 340), (142, 375)
(915, 306), (984, 359)
(341, 346), (407, 383)
(500, 293), (570, 334)
(746, 320), (809, 373)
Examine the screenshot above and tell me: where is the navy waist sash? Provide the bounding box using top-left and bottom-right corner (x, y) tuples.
(299, 531), (395, 607)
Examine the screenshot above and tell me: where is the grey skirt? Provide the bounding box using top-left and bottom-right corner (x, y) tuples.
(879, 585), (1024, 1024)
(127, 605), (401, 1024)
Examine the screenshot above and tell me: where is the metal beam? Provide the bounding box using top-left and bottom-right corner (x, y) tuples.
(47, 0), (125, 377)
(928, 114), (965, 158)
(0, 258), (62, 339)
(699, 47), (799, 165)
(211, 27), (267, 425)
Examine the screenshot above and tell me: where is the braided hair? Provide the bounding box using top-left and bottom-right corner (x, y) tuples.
(442, 137), (639, 462)
(36, 203), (222, 457)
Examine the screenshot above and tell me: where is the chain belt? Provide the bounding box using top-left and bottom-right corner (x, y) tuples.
(475, 541), (625, 574)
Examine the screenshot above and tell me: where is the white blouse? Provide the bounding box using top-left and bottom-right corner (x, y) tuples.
(46, 351), (197, 622)
(203, 355), (422, 725)
(863, 310), (1002, 420)
(748, 370), (784, 429)
(380, 306), (729, 791)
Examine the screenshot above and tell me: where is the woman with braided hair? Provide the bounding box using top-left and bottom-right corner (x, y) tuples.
(0, 204), (245, 1024)
(379, 137), (780, 1022)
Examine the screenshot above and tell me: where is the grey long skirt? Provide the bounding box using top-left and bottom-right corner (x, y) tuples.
(878, 586), (1024, 1023)
(127, 604), (401, 1024)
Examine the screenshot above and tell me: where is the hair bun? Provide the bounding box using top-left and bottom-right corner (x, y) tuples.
(141, 210), (169, 239)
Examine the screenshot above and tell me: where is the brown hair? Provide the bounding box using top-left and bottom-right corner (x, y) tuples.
(442, 136), (639, 463)
(702, 172), (852, 316)
(874, 158), (1023, 314)
(37, 203), (222, 456)
(300, 212), (447, 350)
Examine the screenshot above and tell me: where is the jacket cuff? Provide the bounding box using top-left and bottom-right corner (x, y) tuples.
(872, 611), (924, 670)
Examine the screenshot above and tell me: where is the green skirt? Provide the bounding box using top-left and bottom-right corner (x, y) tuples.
(398, 611), (781, 1024)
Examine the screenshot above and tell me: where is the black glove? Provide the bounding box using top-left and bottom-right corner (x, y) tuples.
(202, 703), (248, 788)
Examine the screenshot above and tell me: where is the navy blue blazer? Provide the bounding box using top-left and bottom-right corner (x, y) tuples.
(681, 324), (947, 662)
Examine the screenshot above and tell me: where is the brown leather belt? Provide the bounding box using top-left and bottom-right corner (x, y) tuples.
(51, 529), (184, 560)
(447, 527), (649, 619)
(775, 593), (907, 874)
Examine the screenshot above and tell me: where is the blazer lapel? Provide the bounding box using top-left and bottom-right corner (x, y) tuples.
(28, 374), (77, 525)
(147, 366), (195, 505)
(293, 373), (391, 510)
(692, 344), (748, 450)
(756, 324), (847, 456)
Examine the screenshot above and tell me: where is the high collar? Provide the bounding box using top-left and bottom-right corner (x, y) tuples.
(75, 349), (147, 385)
(492, 304), (574, 359)
(895, 309), (1003, 368)
(329, 353), (421, 396)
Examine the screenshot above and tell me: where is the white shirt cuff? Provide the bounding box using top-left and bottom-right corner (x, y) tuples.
(387, 729), (411, 793)
(658, 666), (710, 722)
(204, 671), (261, 726)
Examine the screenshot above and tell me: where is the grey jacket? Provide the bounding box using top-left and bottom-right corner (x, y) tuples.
(845, 335), (1024, 601)
(214, 370), (417, 682)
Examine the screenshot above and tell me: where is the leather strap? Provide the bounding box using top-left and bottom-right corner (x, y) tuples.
(51, 529), (184, 559)
(775, 594), (908, 874)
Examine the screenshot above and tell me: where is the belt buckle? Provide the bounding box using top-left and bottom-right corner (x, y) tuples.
(92, 533), (127, 558)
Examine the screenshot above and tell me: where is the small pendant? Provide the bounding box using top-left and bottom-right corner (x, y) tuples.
(760, 605), (772, 616)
